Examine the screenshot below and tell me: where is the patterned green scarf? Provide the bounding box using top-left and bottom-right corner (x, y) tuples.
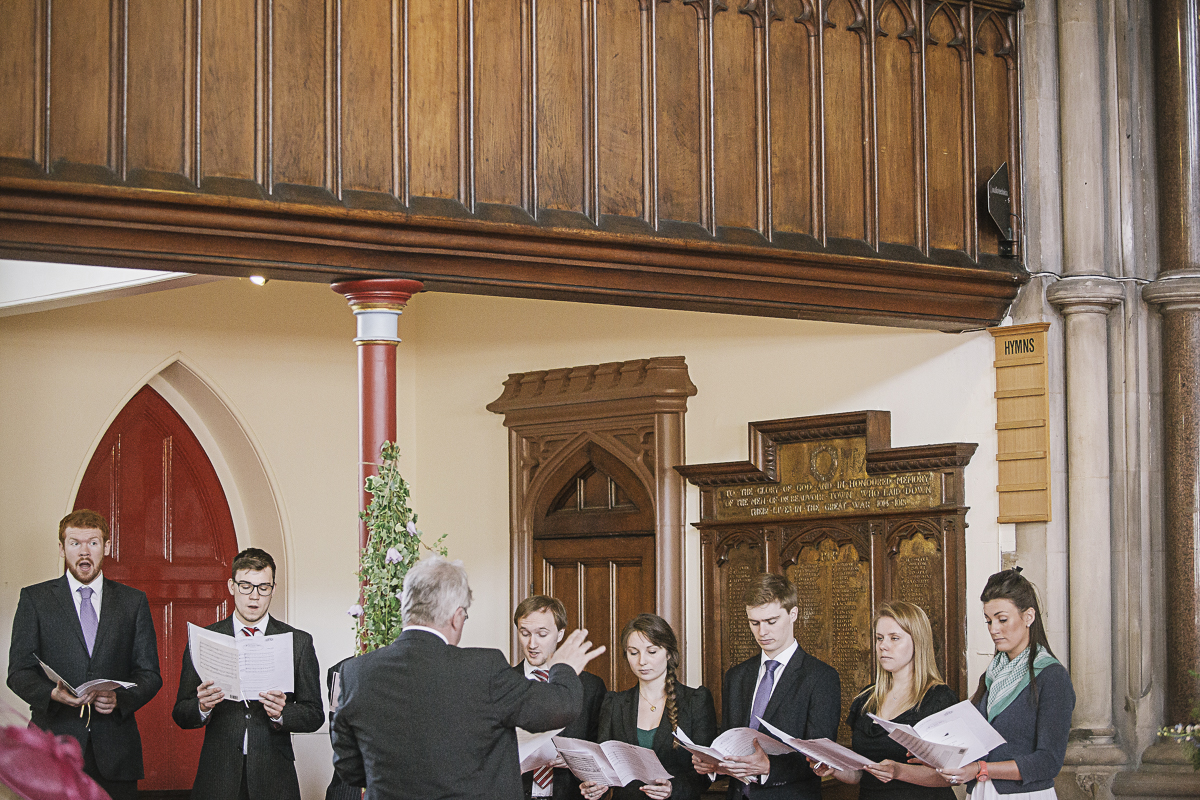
(984, 644), (1059, 722)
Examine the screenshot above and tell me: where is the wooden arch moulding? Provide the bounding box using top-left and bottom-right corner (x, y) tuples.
(676, 411), (975, 740)
(488, 357), (697, 677)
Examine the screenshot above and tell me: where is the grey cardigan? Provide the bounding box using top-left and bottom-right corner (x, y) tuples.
(970, 662), (1075, 794)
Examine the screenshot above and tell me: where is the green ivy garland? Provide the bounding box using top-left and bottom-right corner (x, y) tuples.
(348, 441), (447, 653)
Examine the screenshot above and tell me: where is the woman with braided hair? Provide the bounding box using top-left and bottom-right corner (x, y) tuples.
(580, 614), (716, 800)
(938, 568), (1075, 798)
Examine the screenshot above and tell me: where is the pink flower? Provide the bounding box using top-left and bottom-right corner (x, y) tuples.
(347, 604), (363, 618)
(0, 724), (110, 800)
(406, 521), (418, 536)
(385, 547), (402, 564)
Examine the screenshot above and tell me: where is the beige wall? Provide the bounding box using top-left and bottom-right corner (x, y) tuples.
(0, 277), (1003, 797)
(407, 293), (1004, 684)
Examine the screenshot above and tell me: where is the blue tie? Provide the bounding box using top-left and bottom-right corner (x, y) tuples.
(78, 586), (98, 656)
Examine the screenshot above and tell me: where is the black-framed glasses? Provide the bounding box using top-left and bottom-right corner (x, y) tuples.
(234, 581), (275, 595)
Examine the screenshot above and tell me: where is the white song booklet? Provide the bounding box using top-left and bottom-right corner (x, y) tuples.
(754, 719), (879, 772)
(187, 622), (293, 702)
(868, 700), (1006, 771)
(672, 726), (794, 762)
(517, 727), (564, 773)
(552, 736), (673, 787)
(37, 657), (136, 696)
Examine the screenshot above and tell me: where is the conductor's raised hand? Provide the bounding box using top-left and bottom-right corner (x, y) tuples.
(547, 628), (606, 675)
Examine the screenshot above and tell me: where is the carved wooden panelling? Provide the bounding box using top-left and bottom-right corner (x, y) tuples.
(680, 411), (974, 732)
(489, 356), (696, 670)
(783, 531), (873, 744)
(0, 0), (1026, 330)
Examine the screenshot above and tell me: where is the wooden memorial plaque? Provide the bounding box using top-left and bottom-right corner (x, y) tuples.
(677, 411), (975, 743)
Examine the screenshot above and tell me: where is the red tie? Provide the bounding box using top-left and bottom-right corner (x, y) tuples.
(242, 627), (259, 637)
(531, 670), (554, 790)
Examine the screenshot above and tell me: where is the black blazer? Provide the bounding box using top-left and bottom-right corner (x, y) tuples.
(721, 646), (840, 800)
(598, 682), (716, 800)
(331, 629), (583, 800)
(514, 661), (607, 800)
(325, 656), (362, 800)
(172, 616), (324, 800)
(6, 575), (162, 782)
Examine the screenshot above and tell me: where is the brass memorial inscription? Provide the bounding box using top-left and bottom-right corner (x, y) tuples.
(715, 439), (942, 522)
(787, 539), (872, 743)
(682, 412), (975, 724)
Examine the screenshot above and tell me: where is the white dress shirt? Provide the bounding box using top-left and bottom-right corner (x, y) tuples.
(402, 624), (449, 644)
(65, 571), (103, 625)
(753, 639), (799, 710)
(521, 660), (555, 797)
(742, 639), (800, 784)
(199, 612), (279, 751)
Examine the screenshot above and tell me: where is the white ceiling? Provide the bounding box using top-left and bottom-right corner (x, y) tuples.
(0, 260), (224, 317)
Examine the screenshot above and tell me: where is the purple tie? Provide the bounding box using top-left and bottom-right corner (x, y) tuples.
(749, 659), (779, 730)
(78, 586), (98, 656)
(743, 660), (779, 797)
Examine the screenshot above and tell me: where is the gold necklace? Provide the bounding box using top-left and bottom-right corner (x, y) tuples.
(639, 690), (665, 712)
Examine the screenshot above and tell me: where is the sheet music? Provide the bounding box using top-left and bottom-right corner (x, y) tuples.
(239, 632), (294, 697)
(188, 623), (294, 702)
(36, 657), (136, 696)
(673, 726), (793, 762)
(868, 700), (1004, 771)
(553, 738), (622, 786)
(600, 740), (672, 784)
(517, 727), (564, 773)
(552, 736), (672, 786)
(752, 720), (877, 772)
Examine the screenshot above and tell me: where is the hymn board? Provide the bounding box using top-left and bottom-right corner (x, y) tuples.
(677, 412), (975, 742)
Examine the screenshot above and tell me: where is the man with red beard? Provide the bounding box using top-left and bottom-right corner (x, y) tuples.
(6, 509), (163, 800)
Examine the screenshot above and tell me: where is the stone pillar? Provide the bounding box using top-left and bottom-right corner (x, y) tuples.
(1143, 278), (1200, 725)
(332, 278), (424, 551)
(1147, 0), (1200, 727)
(1047, 277), (1123, 747)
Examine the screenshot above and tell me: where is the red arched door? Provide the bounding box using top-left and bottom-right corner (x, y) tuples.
(74, 385), (239, 793)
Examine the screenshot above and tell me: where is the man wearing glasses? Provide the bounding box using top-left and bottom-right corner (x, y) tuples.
(172, 547), (323, 800)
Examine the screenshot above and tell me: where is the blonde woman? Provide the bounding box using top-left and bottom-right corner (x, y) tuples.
(811, 601), (956, 798)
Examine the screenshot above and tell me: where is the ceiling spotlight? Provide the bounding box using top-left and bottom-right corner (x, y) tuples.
(249, 275), (268, 286)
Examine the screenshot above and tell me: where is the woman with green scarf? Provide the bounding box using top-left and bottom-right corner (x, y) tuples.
(937, 568), (1075, 798)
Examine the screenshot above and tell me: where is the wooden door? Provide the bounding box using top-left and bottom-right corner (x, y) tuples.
(532, 455), (657, 692)
(533, 535), (655, 692)
(74, 385), (239, 793)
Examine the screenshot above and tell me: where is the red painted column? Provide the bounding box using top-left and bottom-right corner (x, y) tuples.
(332, 279), (424, 551)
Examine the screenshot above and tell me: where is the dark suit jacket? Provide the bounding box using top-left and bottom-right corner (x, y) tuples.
(514, 661), (606, 800)
(172, 616), (324, 800)
(331, 629), (583, 800)
(325, 656), (361, 800)
(598, 682), (716, 800)
(721, 646), (840, 800)
(6, 574), (163, 782)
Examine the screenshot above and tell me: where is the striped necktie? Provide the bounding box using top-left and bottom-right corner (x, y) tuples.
(242, 627), (259, 636)
(531, 669), (554, 791)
